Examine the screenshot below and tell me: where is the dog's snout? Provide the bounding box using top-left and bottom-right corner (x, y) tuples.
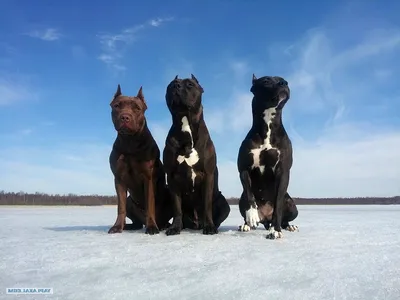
(278, 80), (288, 86)
(120, 114), (131, 123)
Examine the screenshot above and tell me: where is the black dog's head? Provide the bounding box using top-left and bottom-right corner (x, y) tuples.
(165, 74), (204, 116)
(110, 84), (147, 135)
(250, 74), (290, 111)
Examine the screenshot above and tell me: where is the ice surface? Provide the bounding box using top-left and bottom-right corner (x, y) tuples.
(0, 205), (399, 300)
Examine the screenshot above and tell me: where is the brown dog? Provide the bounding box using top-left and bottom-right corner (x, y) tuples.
(108, 84), (172, 235)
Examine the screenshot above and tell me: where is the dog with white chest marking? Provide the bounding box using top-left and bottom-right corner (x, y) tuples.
(237, 74), (299, 239)
(162, 74), (231, 236)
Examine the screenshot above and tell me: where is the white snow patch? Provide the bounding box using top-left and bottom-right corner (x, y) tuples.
(0, 205), (399, 299)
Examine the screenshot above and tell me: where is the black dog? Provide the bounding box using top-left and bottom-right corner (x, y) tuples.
(237, 74), (298, 239)
(162, 74), (230, 235)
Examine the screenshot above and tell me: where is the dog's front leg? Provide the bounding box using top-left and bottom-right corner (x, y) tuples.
(238, 170), (260, 231)
(108, 178), (127, 234)
(266, 168), (289, 240)
(165, 183), (183, 236)
(202, 172), (217, 235)
(144, 166), (159, 235)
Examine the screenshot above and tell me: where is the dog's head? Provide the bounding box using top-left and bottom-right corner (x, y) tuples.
(165, 74), (204, 116)
(250, 74), (290, 111)
(110, 84), (147, 135)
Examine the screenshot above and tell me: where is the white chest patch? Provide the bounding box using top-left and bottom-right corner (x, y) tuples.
(176, 116), (199, 189)
(250, 108), (281, 174)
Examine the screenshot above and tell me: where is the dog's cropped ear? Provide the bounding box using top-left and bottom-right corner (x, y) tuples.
(136, 86), (147, 110)
(191, 74), (204, 93)
(114, 84), (122, 98)
(175, 75), (178, 80)
(191, 74), (199, 84)
(252, 74), (257, 84)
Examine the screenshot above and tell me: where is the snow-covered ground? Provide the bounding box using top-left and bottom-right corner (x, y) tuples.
(0, 205), (399, 300)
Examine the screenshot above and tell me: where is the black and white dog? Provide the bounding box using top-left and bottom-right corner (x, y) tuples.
(237, 74), (298, 239)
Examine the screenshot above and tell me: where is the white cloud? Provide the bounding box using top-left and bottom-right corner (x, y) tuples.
(0, 144), (114, 196)
(149, 17), (174, 27)
(207, 26), (400, 198)
(19, 128), (33, 135)
(27, 28), (62, 41)
(97, 17), (174, 71)
(218, 128), (400, 198)
(0, 74), (38, 106)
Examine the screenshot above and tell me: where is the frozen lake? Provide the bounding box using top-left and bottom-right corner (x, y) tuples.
(0, 205), (399, 300)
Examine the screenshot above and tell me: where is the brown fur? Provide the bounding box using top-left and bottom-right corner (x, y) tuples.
(108, 84), (172, 234)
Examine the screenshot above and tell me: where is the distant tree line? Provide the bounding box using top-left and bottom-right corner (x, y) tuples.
(0, 191), (399, 206)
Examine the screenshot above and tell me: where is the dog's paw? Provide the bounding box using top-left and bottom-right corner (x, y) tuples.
(108, 225), (123, 234)
(238, 224), (251, 232)
(284, 225), (299, 232)
(203, 224), (218, 235)
(245, 207), (260, 229)
(145, 225), (160, 235)
(265, 228), (283, 240)
(165, 226), (181, 236)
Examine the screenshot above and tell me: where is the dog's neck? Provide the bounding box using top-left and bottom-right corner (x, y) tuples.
(173, 105), (203, 138)
(170, 106), (205, 153)
(251, 106), (284, 138)
(114, 121), (152, 156)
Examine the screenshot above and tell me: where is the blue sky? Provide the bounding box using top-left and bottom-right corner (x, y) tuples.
(1, 0), (400, 197)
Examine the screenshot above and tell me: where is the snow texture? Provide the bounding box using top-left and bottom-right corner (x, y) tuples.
(1, 205), (399, 300)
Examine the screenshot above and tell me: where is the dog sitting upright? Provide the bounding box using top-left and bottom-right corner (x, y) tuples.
(237, 75), (298, 239)
(162, 74), (230, 235)
(108, 84), (172, 235)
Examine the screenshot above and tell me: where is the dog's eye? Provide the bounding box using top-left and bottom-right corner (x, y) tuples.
(113, 104), (120, 109)
(187, 82), (194, 88)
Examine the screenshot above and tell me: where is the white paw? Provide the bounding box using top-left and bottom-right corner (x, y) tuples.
(238, 224), (251, 232)
(285, 225), (299, 232)
(266, 228), (283, 240)
(245, 207), (260, 228)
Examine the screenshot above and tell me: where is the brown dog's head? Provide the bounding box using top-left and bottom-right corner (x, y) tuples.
(165, 74), (204, 116)
(110, 84), (147, 135)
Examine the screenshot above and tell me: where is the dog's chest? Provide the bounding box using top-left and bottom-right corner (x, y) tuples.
(116, 155), (144, 187)
(175, 116), (200, 190)
(250, 108), (281, 174)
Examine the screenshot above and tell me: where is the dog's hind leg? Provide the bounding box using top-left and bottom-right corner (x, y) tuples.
(238, 191), (255, 232)
(212, 191), (230, 229)
(281, 193), (299, 232)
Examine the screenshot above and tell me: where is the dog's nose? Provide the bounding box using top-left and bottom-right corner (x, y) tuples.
(278, 80), (288, 86)
(120, 114), (131, 123)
